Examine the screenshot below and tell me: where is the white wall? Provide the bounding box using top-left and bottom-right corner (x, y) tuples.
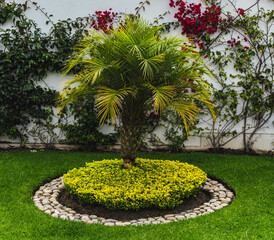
(13, 0), (176, 30)
(2, 0), (274, 151)
(13, 0), (274, 26)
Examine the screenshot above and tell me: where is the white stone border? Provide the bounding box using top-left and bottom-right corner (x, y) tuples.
(33, 177), (234, 226)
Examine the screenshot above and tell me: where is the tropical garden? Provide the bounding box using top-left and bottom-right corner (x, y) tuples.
(0, 0), (273, 239)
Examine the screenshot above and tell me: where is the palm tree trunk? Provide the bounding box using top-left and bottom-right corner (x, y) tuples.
(120, 107), (145, 168)
(120, 122), (144, 168)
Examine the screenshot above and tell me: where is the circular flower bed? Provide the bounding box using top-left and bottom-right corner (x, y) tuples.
(63, 158), (207, 211)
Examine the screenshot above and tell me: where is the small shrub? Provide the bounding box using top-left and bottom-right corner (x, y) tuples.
(63, 158), (207, 210)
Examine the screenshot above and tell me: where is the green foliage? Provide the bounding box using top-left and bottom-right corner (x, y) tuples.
(160, 0), (273, 152)
(60, 16), (215, 162)
(26, 108), (65, 149)
(0, 1), (58, 140)
(162, 109), (189, 152)
(202, 6), (273, 152)
(63, 158), (207, 210)
(135, 0), (151, 17)
(163, 0), (273, 152)
(61, 99), (119, 151)
(0, 1), (27, 24)
(0, 151), (273, 239)
(3, 0), (271, 154)
(0, 1), (115, 148)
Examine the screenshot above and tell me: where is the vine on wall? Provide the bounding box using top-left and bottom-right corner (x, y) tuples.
(0, 1), (119, 147)
(0, 1), (57, 142)
(61, 99), (119, 151)
(164, 0), (273, 152)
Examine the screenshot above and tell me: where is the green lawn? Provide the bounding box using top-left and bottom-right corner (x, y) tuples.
(0, 151), (273, 240)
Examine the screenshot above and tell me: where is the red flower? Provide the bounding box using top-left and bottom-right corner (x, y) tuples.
(171, 1), (222, 48)
(244, 37), (248, 42)
(238, 8), (245, 16)
(169, 0), (175, 7)
(91, 9), (118, 34)
(243, 46), (249, 49)
(206, 27), (216, 34)
(198, 42), (204, 48)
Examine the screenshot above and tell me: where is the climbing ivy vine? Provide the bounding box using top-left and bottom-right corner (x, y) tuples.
(0, 1), (119, 146)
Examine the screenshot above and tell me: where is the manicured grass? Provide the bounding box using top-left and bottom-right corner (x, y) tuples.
(0, 151), (273, 240)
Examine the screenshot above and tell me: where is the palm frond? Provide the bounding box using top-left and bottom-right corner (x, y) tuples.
(139, 54), (165, 80)
(58, 80), (95, 114)
(59, 16), (216, 141)
(95, 86), (136, 125)
(146, 84), (176, 113)
(190, 82), (216, 121)
(171, 100), (200, 135)
(81, 58), (107, 85)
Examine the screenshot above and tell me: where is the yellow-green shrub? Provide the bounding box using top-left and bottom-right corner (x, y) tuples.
(63, 158), (207, 210)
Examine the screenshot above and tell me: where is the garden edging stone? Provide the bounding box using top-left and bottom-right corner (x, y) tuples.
(33, 177), (234, 226)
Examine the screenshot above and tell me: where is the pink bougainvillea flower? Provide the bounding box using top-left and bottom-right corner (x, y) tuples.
(169, 0), (175, 7)
(238, 8), (245, 16)
(171, 0), (222, 48)
(91, 9), (118, 34)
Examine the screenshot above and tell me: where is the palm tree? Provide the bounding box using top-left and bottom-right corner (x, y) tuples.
(59, 17), (215, 168)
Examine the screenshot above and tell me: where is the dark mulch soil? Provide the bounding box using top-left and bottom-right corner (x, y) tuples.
(57, 188), (211, 221)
